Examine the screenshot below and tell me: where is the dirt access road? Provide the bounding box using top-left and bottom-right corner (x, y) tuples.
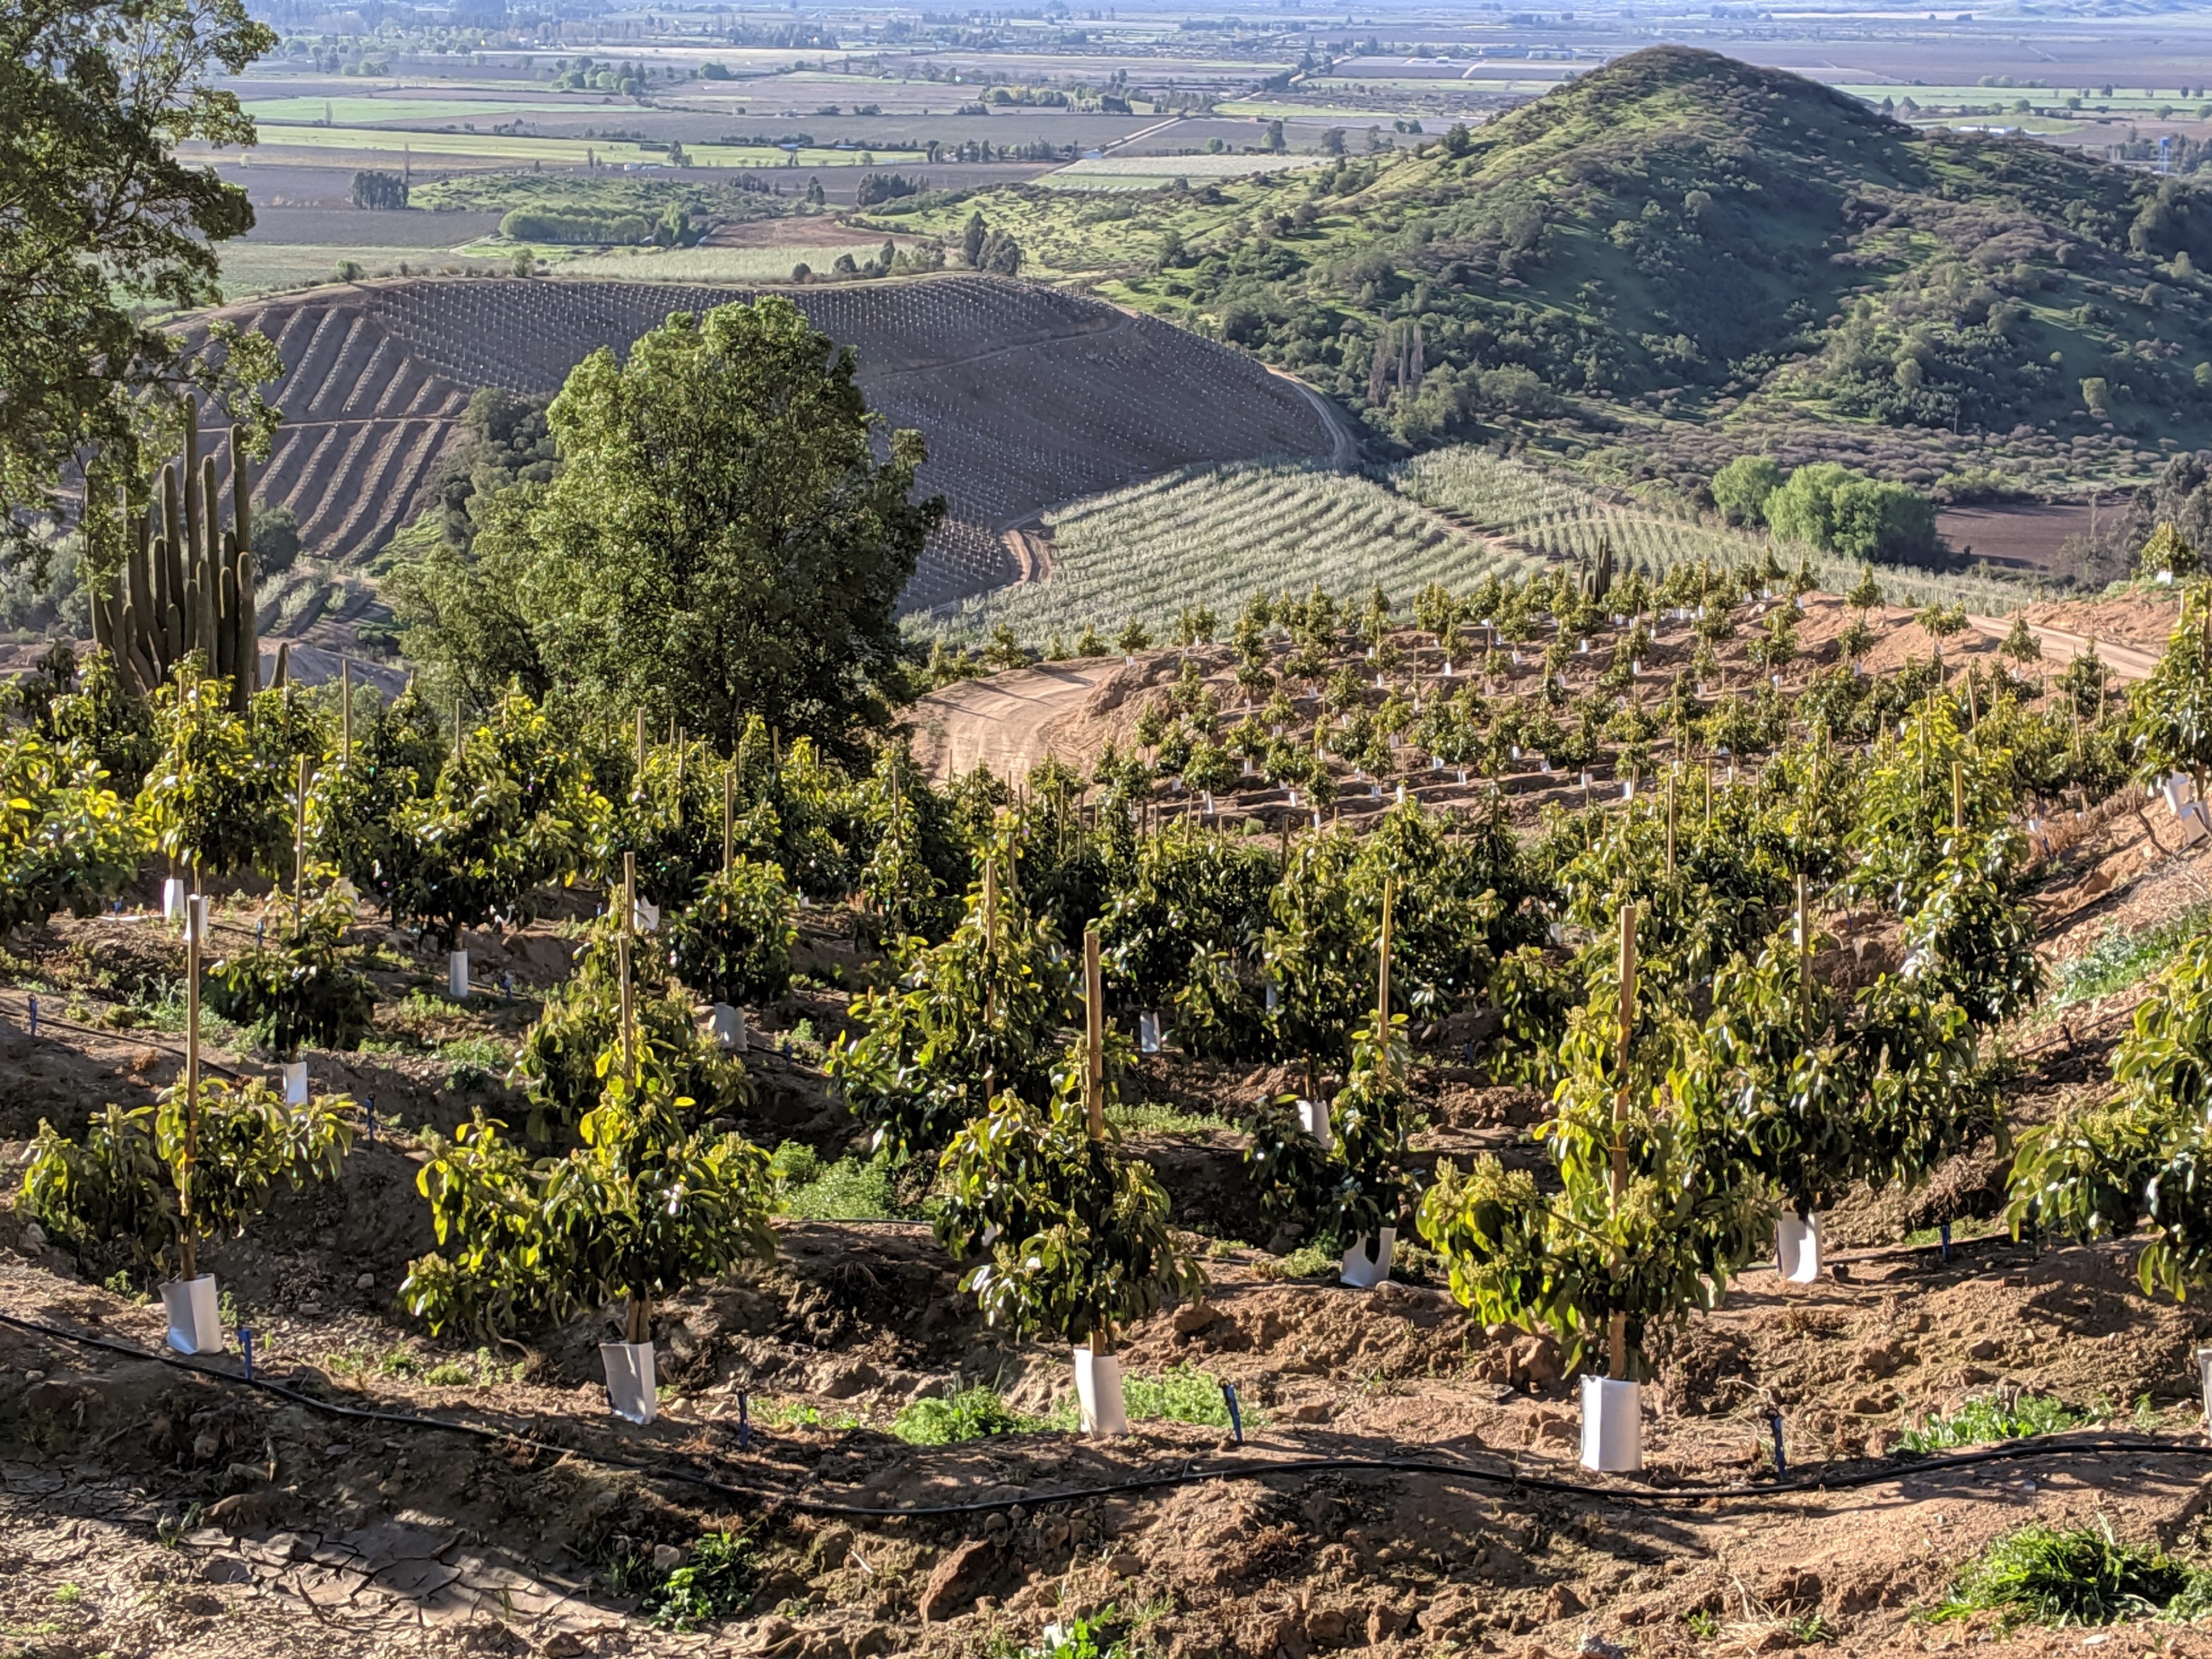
(907, 658), (1125, 782)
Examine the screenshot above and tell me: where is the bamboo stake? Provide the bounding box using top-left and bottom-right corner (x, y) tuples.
(620, 851), (637, 1085)
(1665, 772), (1678, 878)
(180, 883), (203, 1282)
(453, 697), (463, 761)
(1796, 872), (1811, 1027)
(340, 659), (353, 765)
(723, 763), (735, 874)
(1609, 902), (1637, 1383)
(1375, 876), (1395, 1077)
(293, 755), (310, 933)
(1953, 759), (1965, 837)
(1084, 926), (1104, 1140)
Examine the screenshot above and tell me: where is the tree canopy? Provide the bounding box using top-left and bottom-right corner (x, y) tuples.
(390, 296), (943, 761)
(1, 0), (274, 540)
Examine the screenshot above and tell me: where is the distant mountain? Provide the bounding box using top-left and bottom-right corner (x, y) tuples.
(946, 48), (2212, 492)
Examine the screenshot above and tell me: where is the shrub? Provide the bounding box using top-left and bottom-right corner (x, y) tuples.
(0, 727), (142, 934)
(1934, 1521), (2208, 1626)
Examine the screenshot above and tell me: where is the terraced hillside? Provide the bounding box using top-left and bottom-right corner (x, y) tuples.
(179, 275), (1338, 610)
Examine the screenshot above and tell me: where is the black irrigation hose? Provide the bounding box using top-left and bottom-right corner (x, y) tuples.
(6, 1308), (2211, 1521)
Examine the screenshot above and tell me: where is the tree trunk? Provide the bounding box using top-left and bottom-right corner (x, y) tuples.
(626, 1294), (650, 1345)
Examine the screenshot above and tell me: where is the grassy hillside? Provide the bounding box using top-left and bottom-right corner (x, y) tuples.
(857, 48), (2212, 495)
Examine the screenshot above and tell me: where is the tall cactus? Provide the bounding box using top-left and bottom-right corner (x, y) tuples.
(89, 396), (261, 713)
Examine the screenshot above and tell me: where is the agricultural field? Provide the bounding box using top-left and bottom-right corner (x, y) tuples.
(8, 545), (2212, 1658)
(914, 447), (2034, 649)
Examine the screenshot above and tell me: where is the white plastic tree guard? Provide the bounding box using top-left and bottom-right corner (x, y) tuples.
(2198, 1347), (2212, 1430)
(710, 1003), (748, 1052)
(633, 898), (661, 934)
(449, 950), (470, 999)
(161, 878), (186, 921)
(1138, 1012), (1162, 1053)
(1776, 1211), (1823, 1283)
(1340, 1227), (1396, 1289)
(1295, 1098), (1334, 1150)
(281, 1061), (309, 1105)
(1580, 1376), (1643, 1471)
(1074, 1348), (1129, 1436)
(162, 1276), (223, 1356)
(601, 1341), (658, 1424)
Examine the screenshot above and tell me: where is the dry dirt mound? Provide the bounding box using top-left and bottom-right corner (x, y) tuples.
(176, 275), (1336, 614)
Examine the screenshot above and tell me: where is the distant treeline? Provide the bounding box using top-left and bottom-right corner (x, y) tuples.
(500, 209), (654, 244)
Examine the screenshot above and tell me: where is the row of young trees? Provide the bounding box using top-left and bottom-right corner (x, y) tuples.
(7, 557), (2205, 1438)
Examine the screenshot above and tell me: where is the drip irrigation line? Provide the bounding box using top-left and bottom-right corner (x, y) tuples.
(6, 1308), (2210, 1521)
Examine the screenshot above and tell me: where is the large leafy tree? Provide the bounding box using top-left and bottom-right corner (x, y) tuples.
(391, 296), (944, 762)
(1, 0), (275, 539)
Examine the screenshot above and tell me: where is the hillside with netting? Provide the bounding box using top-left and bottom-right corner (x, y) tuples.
(178, 275), (1337, 609)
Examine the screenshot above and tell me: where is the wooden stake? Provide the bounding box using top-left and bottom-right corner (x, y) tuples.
(1084, 926), (1105, 1140)
(453, 697), (463, 761)
(1665, 772), (1677, 878)
(293, 754), (310, 934)
(1796, 872), (1811, 1025)
(1952, 759), (1965, 837)
(340, 658), (352, 765)
(180, 882), (203, 1282)
(1703, 758), (1713, 823)
(1376, 876), (1395, 1065)
(635, 708), (646, 777)
(723, 763), (735, 874)
(620, 851), (637, 1085)
(1609, 902), (1637, 1383)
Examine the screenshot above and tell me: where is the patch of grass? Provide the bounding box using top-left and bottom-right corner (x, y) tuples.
(1933, 1519), (2211, 1626)
(771, 1141), (908, 1221)
(1106, 1100), (1233, 1136)
(1898, 1392), (2087, 1452)
(1684, 1609), (1719, 1638)
(752, 1397), (865, 1432)
(1041, 1363), (1248, 1431)
(892, 1386), (1037, 1446)
(2052, 902), (2212, 1008)
(51, 1584), (83, 1606)
(1273, 1238), (1341, 1279)
(436, 1035), (511, 1088)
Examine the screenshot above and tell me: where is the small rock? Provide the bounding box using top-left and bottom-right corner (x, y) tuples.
(1171, 1302), (1222, 1335)
(917, 1538), (997, 1622)
(1965, 1337), (2000, 1361)
(22, 1221), (47, 1249)
(1368, 1606), (1408, 1643)
(191, 1429), (223, 1462)
(1580, 1635), (1628, 1659)
(1106, 1550), (1143, 1579)
(1545, 1583), (1585, 1620)
(651, 1543), (683, 1573)
(356, 1273), (375, 1291)
(811, 1359), (883, 1400)
(1286, 1401), (1333, 1424)
(744, 1615), (797, 1654)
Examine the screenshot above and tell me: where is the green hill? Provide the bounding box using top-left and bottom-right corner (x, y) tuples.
(859, 48), (2212, 494)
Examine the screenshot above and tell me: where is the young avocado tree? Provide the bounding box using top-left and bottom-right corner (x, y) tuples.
(934, 929), (1205, 1434)
(307, 681), (448, 913)
(207, 884), (377, 1061)
(0, 726), (143, 934)
(19, 1079), (353, 1349)
(2009, 929), (2212, 1307)
(139, 661), (292, 883)
(664, 855), (797, 1009)
(516, 916), (748, 1144)
(2129, 586), (2212, 831)
(830, 831), (1069, 1163)
(386, 689), (598, 994)
(404, 1039), (777, 1423)
(1419, 909), (1766, 1470)
(1097, 823), (1277, 1062)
